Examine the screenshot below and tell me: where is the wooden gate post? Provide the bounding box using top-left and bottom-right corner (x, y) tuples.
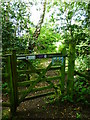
(7, 50), (18, 116)
(67, 42), (75, 97)
(60, 55), (65, 93)
(26, 64), (30, 81)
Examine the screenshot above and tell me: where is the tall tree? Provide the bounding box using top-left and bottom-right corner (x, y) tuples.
(28, 0), (47, 52)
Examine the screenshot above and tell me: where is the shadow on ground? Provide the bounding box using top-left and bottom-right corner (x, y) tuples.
(13, 97), (90, 120)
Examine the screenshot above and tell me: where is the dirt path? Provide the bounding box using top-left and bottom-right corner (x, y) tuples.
(14, 96), (90, 120)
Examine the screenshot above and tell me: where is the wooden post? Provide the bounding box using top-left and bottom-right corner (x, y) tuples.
(7, 50), (18, 116)
(60, 56), (65, 93)
(11, 50), (18, 109)
(7, 55), (15, 115)
(26, 63), (30, 81)
(60, 47), (66, 93)
(67, 42), (75, 97)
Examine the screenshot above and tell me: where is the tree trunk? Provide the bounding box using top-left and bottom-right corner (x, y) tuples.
(28, 0), (47, 52)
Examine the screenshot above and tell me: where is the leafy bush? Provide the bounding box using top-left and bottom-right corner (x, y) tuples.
(74, 76), (90, 103)
(75, 55), (89, 72)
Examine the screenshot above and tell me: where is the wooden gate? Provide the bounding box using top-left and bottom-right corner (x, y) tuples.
(2, 50), (66, 116)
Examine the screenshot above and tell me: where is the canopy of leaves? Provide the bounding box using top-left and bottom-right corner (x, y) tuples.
(36, 25), (62, 53)
(1, 0), (89, 59)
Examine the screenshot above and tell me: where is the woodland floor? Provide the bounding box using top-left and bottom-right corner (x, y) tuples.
(2, 59), (90, 120)
(2, 95), (90, 120)
(14, 97), (90, 120)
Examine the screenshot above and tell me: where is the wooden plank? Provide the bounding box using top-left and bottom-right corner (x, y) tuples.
(17, 69), (37, 74)
(23, 91), (55, 101)
(24, 59), (37, 72)
(50, 66), (61, 70)
(19, 62), (52, 104)
(7, 50), (18, 115)
(11, 50), (18, 108)
(17, 80), (31, 87)
(16, 53), (67, 57)
(26, 62), (30, 81)
(17, 53), (67, 60)
(17, 76), (60, 87)
(46, 79), (58, 93)
(17, 56), (26, 60)
(32, 85), (54, 92)
(60, 56), (65, 92)
(47, 76), (60, 81)
(7, 55), (15, 115)
(18, 84), (53, 95)
(17, 66), (61, 74)
(2, 54), (12, 57)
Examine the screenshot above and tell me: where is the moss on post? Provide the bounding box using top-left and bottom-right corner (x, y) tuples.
(60, 56), (65, 93)
(7, 50), (18, 116)
(7, 55), (15, 116)
(60, 48), (66, 93)
(67, 42), (75, 97)
(11, 50), (18, 108)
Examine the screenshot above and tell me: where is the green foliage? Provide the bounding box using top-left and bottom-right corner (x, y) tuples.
(74, 76), (90, 103)
(48, 1), (89, 46)
(46, 95), (56, 104)
(2, 82), (8, 88)
(58, 44), (66, 55)
(2, 109), (10, 120)
(2, 115), (9, 120)
(2, 82), (9, 96)
(2, 2), (15, 52)
(61, 95), (73, 103)
(76, 113), (81, 119)
(2, 0), (90, 107)
(1, 1), (33, 53)
(36, 26), (61, 53)
(60, 75), (90, 104)
(75, 55), (89, 72)
(46, 91), (61, 105)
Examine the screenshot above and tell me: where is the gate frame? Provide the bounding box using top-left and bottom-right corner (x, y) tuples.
(3, 50), (67, 116)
